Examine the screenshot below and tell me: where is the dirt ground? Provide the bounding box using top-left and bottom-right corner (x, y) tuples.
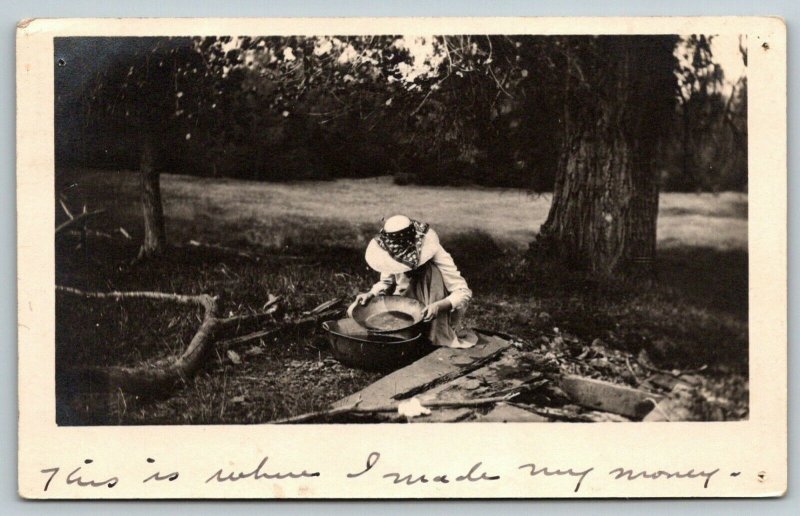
(55, 169), (749, 424)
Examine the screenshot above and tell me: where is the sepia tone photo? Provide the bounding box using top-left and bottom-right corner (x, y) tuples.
(52, 33), (750, 426)
(17, 15), (788, 500)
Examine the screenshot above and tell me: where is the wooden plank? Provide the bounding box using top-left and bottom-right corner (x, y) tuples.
(334, 333), (511, 408)
(415, 349), (527, 402)
(559, 375), (662, 419)
(413, 408), (473, 423)
(475, 404), (549, 423)
(416, 349), (552, 423)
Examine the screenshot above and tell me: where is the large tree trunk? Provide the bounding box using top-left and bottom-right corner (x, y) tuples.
(541, 128), (658, 277)
(138, 133), (166, 259)
(538, 37), (676, 277)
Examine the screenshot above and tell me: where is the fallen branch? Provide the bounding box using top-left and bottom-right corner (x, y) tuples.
(181, 240), (312, 263)
(59, 198), (74, 220)
(472, 327), (531, 347)
(625, 356), (642, 385)
(507, 402), (590, 423)
(66, 229), (115, 240)
(57, 286), (220, 396)
(635, 357), (708, 379)
(272, 394), (515, 424)
(218, 307), (341, 350)
(56, 286), (214, 307)
(305, 297), (342, 316)
(186, 240), (258, 261)
(57, 288), (340, 396)
(55, 209), (105, 235)
(217, 296), (282, 328)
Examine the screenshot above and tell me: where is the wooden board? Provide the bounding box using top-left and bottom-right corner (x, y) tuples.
(334, 333), (512, 409)
(412, 408), (474, 423)
(559, 375), (662, 419)
(416, 349), (553, 423)
(475, 404), (549, 423)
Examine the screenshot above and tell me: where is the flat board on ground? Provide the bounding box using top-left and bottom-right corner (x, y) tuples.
(334, 333), (512, 409)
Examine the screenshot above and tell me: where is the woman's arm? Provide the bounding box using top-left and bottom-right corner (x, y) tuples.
(368, 272), (396, 296)
(432, 247), (473, 311)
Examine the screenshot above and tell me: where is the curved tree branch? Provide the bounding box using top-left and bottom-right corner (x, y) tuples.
(57, 286), (220, 396)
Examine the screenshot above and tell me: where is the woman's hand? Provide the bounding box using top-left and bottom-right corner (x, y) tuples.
(347, 292), (375, 317)
(422, 300), (451, 321)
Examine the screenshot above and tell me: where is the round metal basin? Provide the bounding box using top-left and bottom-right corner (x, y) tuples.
(322, 318), (432, 371)
(351, 295), (425, 333)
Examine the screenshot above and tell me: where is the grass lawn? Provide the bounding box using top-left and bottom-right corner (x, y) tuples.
(55, 169), (749, 424)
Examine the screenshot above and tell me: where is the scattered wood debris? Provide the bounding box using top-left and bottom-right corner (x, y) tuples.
(322, 328), (719, 424)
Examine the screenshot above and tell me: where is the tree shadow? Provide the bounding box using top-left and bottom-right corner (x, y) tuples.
(656, 246), (748, 318)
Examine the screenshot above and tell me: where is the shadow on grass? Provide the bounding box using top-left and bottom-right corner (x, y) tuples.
(440, 230), (748, 373)
(656, 246), (748, 317)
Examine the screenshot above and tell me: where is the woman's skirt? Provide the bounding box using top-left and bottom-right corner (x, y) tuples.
(403, 261), (474, 348)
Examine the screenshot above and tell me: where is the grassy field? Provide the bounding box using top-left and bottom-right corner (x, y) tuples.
(59, 169), (747, 251)
(55, 169), (748, 424)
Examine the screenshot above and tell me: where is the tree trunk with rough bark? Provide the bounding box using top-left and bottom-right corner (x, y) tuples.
(538, 37), (676, 277)
(138, 133), (166, 259)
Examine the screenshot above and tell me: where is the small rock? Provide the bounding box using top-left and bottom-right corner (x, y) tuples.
(538, 311), (551, 322)
(231, 395), (245, 403)
(227, 350), (242, 365)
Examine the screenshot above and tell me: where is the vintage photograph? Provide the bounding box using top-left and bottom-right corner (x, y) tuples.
(53, 33), (749, 426)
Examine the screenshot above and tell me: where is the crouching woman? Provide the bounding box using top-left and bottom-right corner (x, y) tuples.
(349, 215), (474, 348)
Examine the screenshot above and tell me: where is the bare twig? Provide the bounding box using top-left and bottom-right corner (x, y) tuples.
(55, 209), (105, 234)
(217, 327), (280, 348)
(305, 297), (342, 316)
(56, 285), (215, 307)
(218, 306), (341, 350)
(635, 357), (708, 379)
(507, 402), (590, 422)
(186, 240), (257, 260)
(66, 229), (115, 240)
(625, 356), (642, 385)
(217, 296), (282, 327)
(471, 327), (531, 347)
(59, 199), (74, 220)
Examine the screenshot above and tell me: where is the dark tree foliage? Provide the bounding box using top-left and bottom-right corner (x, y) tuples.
(55, 35), (746, 269)
(58, 36), (567, 190)
(60, 37), (225, 256)
(57, 35), (746, 193)
(665, 35), (748, 192)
